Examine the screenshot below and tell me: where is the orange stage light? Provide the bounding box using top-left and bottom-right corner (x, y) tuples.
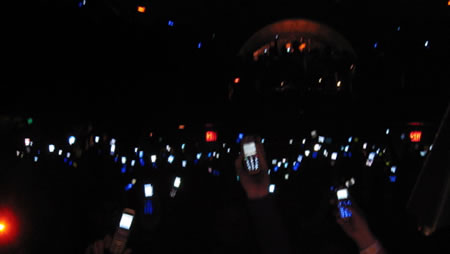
(137, 6), (146, 13)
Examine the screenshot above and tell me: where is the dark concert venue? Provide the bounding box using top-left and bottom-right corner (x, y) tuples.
(1, 0), (449, 253)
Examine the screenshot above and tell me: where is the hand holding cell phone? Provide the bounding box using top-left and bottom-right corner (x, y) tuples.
(109, 208), (135, 254)
(235, 136), (270, 199)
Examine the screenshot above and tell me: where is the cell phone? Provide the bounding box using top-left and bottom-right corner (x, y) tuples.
(242, 141), (260, 174)
(336, 188), (352, 219)
(144, 184), (153, 198)
(110, 208), (135, 254)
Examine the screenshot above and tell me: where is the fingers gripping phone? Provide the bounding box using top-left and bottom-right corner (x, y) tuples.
(242, 141), (260, 175)
(110, 208), (135, 254)
(336, 188), (352, 219)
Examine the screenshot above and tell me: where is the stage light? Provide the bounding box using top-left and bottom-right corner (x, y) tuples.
(110, 138), (116, 145)
(178, 124), (185, 130)
(284, 174), (289, 180)
(137, 6), (146, 13)
(49, 145), (55, 153)
(272, 159), (277, 165)
(182, 160), (187, 168)
(168, 155), (175, 164)
(168, 20), (174, 27)
(409, 131), (422, 142)
(386, 129), (390, 135)
(139, 151), (144, 158)
(374, 42), (378, 48)
(337, 81), (342, 88)
(131, 178), (137, 185)
(289, 139), (294, 145)
(0, 223), (4, 232)
(58, 150), (63, 156)
(181, 143), (186, 150)
(424, 40), (429, 48)
(121, 156), (127, 164)
(24, 138), (31, 146)
(68, 136), (76, 145)
(397, 26), (401, 31)
(95, 136), (100, 143)
(27, 117), (33, 125)
(197, 42), (202, 48)
(269, 184), (276, 193)
(299, 42), (306, 51)
(131, 160), (136, 167)
(234, 77), (240, 84)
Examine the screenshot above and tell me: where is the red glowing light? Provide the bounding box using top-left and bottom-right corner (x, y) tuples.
(409, 131), (422, 142)
(206, 131), (218, 142)
(137, 6), (146, 13)
(234, 77), (240, 84)
(178, 125), (185, 130)
(0, 207), (19, 246)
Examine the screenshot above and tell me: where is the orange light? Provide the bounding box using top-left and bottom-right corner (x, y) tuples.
(448, 0), (450, 6)
(0, 223), (5, 232)
(409, 131), (422, 142)
(149, 132), (153, 137)
(206, 131), (217, 142)
(137, 6), (146, 13)
(178, 125), (185, 130)
(234, 77), (240, 84)
(299, 42), (306, 51)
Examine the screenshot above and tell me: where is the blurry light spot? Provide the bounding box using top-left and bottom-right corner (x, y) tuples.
(305, 150), (310, 157)
(391, 166), (397, 173)
(95, 136), (100, 143)
(137, 6), (146, 13)
(397, 26), (401, 31)
(68, 136), (76, 145)
(284, 174), (289, 180)
(34, 156), (38, 162)
(298, 42), (306, 51)
(386, 128), (390, 135)
(151, 155), (157, 163)
(58, 150), (63, 156)
(168, 20), (174, 27)
(374, 42), (378, 48)
(121, 157), (127, 164)
(337, 81), (342, 88)
(234, 77), (240, 84)
(24, 138), (31, 146)
(269, 184), (276, 193)
(424, 40), (429, 48)
(174, 177), (181, 188)
(197, 42), (202, 48)
(318, 77), (322, 83)
(178, 124), (185, 130)
(168, 155), (175, 164)
(318, 136), (325, 143)
(49, 145), (55, 153)
(331, 152), (338, 161)
(289, 139), (294, 145)
(314, 144), (321, 151)
(182, 160), (187, 168)
(131, 178), (137, 185)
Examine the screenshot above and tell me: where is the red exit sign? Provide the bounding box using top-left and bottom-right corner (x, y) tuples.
(206, 131), (218, 142)
(409, 131), (422, 142)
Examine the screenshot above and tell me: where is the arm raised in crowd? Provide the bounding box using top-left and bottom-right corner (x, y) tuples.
(84, 234), (132, 254)
(235, 136), (291, 254)
(333, 199), (387, 254)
